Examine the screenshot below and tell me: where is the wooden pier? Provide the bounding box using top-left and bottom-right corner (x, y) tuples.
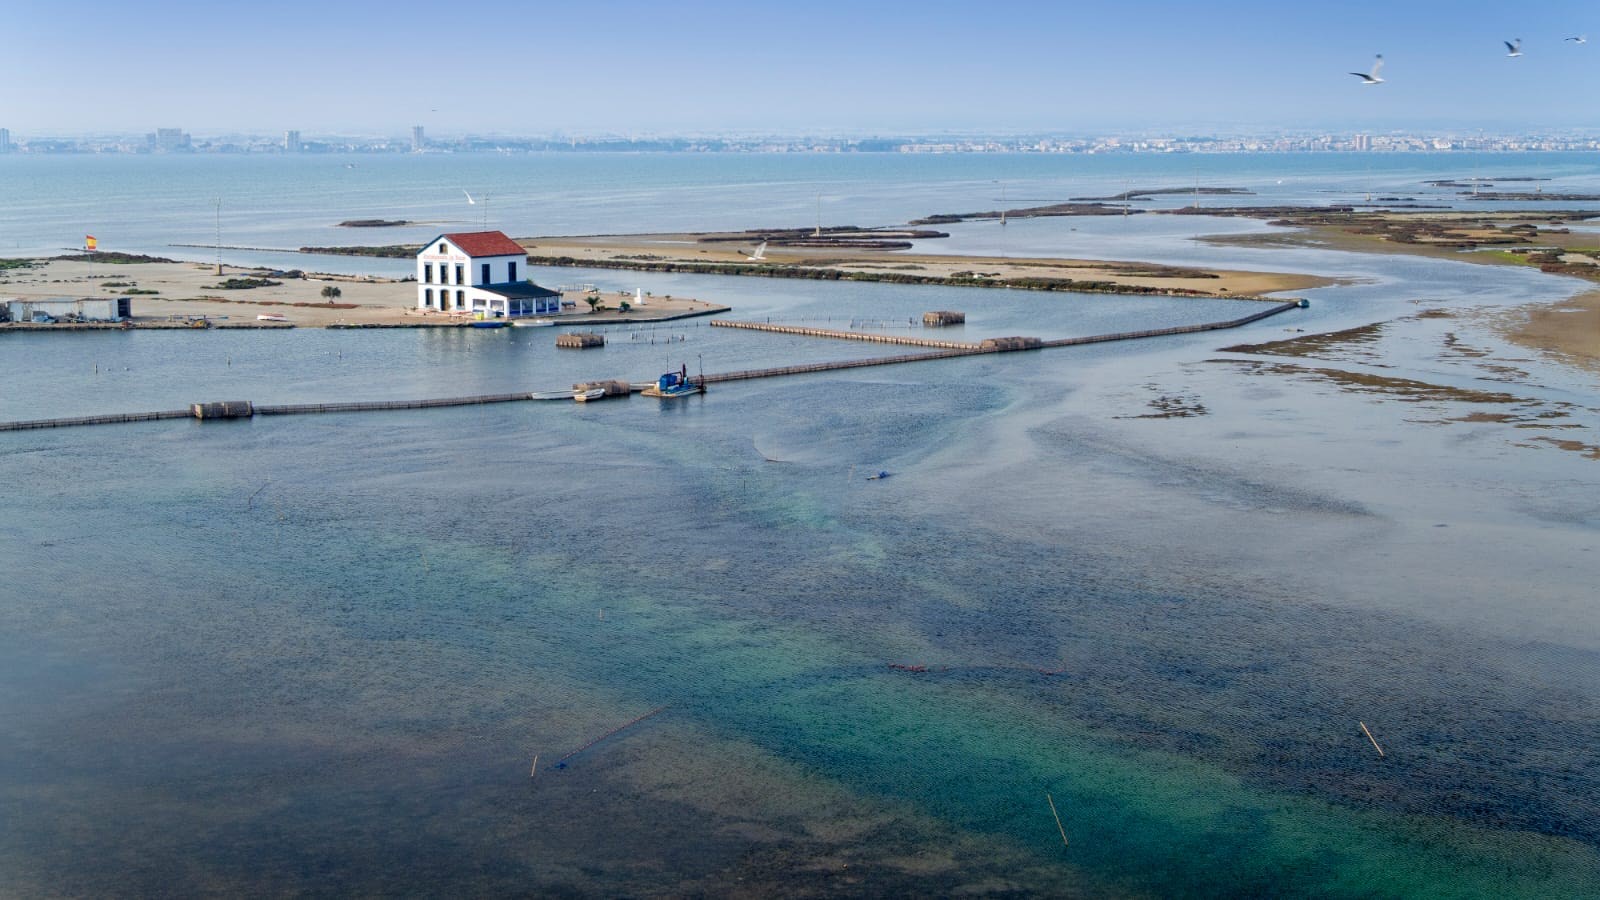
(0, 301), (1303, 433)
(710, 319), (979, 350)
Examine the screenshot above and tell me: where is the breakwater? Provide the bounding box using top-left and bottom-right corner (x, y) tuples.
(0, 301), (1302, 432)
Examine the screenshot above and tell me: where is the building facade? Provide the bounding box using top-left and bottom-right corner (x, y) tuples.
(2, 297), (131, 322)
(149, 128), (191, 152)
(415, 231), (560, 317)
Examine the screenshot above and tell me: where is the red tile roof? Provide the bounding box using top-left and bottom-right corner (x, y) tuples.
(439, 231), (526, 258)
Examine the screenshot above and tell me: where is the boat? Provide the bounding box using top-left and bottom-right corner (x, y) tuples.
(573, 388), (606, 402)
(256, 313), (288, 322)
(641, 366), (705, 399)
(866, 471), (892, 481)
(513, 318), (556, 328)
(470, 319), (508, 328)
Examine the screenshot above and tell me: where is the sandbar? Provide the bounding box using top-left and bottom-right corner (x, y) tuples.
(519, 232), (1330, 298)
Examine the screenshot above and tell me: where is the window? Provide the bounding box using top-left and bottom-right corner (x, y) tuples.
(481, 263), (491, 284)
(424, 288), (433, 307)
(508, 261), (517, 282)
(423, 263), (433, 284)
(439, 242), (449, 254)
(456, 290), (465, 309)
(455, 264), (464, 285)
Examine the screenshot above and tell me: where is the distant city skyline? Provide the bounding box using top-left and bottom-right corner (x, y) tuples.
(4, 1), (1597, 135)
(3, 125), (1597, 157)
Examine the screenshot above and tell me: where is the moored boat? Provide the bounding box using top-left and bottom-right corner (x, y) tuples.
(641, 365), (705, 399)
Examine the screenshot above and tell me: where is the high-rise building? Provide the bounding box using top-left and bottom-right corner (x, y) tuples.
(285, 130), (301, 152)
(412, 125), (425, 151)
(149, 127), (192, 152)
(0, 128), (11, 153)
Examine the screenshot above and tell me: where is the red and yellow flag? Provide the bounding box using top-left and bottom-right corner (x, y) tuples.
(85, 235), (97, 251)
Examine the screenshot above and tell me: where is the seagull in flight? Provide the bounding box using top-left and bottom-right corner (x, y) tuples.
(463, 189), (477, 204)
(744, 240), (768, 261)
(1566, 35), (1587, 44)
(1349, 55), (1384, 84)
(1505, 38), (1523, 57)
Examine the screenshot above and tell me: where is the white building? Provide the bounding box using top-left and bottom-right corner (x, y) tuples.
(2, 297), (131, 322)
(415, 231), (561, 318)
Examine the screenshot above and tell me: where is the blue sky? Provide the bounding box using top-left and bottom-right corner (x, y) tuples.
(4, 0), (1597, 136)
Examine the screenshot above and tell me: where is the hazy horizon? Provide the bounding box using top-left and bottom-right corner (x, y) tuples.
(6, 1), (1597, 136)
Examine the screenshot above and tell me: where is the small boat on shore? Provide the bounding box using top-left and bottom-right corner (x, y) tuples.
(573, 388), (606, 402)
(470, 319), (508, 329)
(641, 365), (705, 399)
(256, 313), (288, 322)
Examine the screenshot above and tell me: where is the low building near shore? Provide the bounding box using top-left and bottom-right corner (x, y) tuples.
(415, 230), (561, 318)
(1, 296), (131, 323)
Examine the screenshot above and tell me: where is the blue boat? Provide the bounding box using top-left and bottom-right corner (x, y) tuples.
(641, 365), (705, 399)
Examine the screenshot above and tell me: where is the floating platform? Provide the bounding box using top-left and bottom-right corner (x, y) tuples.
(556, 332), (605, 349)
(573, 379), (632, 399)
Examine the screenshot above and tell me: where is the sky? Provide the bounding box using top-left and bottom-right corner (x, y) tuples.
(3, 0), (1597, 137)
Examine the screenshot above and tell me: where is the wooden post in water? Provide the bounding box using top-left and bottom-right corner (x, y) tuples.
(1359, 721), (1385, 757)
(1046, 793), (1069, 848)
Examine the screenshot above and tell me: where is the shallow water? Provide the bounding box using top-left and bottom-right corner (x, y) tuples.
(4, 154), (1600, 897)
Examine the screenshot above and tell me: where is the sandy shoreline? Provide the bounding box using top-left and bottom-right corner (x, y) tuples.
(5, 209), (1597, 374)
(0, 259), (725, 328)
(1197, 208), (1600, 368)
(1504, 289), (1600, 374)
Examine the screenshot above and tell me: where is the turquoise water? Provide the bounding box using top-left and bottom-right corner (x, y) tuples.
(3, 153), (1600, 896)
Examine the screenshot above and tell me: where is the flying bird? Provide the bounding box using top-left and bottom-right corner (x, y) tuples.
(744, 240), (768, 261)
(1505, 38), (1523, 57)
(1566, 35), (1587, 44)
(463, 189), (477, 204)
(1349, 55), (1385, 84)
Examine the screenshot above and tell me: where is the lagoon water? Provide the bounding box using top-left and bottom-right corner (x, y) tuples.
(3, 152), (1600, 896)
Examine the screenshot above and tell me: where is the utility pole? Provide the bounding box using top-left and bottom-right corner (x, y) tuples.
(215, 198), (223, 275)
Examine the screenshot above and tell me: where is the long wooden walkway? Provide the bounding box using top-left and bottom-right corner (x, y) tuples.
(0, 301), (1302, 432)
(710, 319), (980, 350)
